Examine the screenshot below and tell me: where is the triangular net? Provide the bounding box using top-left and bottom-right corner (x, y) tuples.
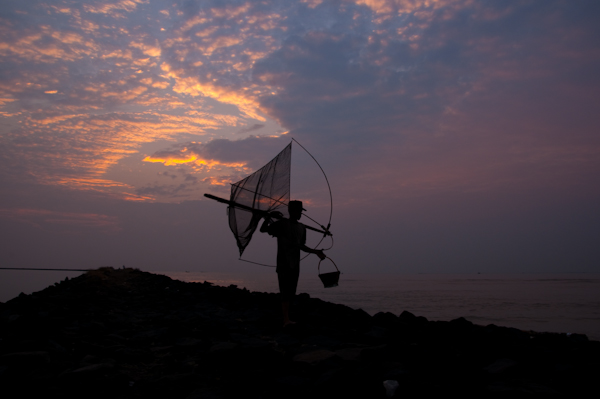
(229, 142), (291, 256)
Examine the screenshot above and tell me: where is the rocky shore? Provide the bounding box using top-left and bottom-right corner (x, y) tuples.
(1, 267), (598, 398)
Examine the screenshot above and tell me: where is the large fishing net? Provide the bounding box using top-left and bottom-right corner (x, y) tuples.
(228, 143), (291, 256)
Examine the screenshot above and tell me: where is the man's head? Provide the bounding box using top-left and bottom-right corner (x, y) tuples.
(288, 200), (303, 221)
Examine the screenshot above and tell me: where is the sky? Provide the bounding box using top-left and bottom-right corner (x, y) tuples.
(1, 0), (600, 300)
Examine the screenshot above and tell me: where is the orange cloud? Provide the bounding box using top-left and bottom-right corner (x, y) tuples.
(199, 36), (242, 55)
(195, 158), (246, 169)
(169, 72), (265, 121)
(101, 49), (134, 59)
(211, 3), (251, 19)
(354, 0), (394, 14)
(301, 0), (323, 9)
(82, 0), (146, 15)
(0, 24), (102, 63)
(8, 107), (244, 201)
(151, 81), (170, 89)
(143, 151), (246, 170)
(121, 192), (156, 201)
(0, 97), (16, 106)
(179, 15), (209, 32)
(50, 30), (85, 45)
(354, 0), (460, 15)
(130, 41), (162, 57)
(0, 1), (300, 204)
(101, 86), (148, 101)
(195, 27), (219, 38)
(202, 176), (236, 186)
(53, 177), (133, 189)
(143, 152), (198, 166)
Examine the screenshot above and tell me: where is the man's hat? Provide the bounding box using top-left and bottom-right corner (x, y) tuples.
(288, 200), (304, 213)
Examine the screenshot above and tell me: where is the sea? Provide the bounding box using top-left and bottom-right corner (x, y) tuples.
(163, 271), (600, 341)
(2, 270), (599, 341)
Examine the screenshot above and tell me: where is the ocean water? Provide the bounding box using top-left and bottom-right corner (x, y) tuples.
(162, 271), (600, 341)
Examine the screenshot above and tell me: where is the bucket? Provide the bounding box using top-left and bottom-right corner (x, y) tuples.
(318, 257), (340, 288)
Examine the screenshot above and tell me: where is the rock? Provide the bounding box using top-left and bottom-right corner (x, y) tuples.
(398, 311), (429, 330)
(373, 312), (399, 328)
(293, 349), (336, 365)
(449, 317), (474, 328)
(1, 351), (50, 366)
(365, 325), (388, 340)
(383, 379), (399, 397)
(360, 344), (388, 363)
(174, 337), (203, 347)
(567, 333), (588, 343)
(229, 333), (270, 348)
(68, 362), (114, 374)
(208, 342), (238, 353)
(301, 334), (342, 349)
(335, 347), (364, 361)
(0, 267), (598, 398)
(484, 358), (517, 374)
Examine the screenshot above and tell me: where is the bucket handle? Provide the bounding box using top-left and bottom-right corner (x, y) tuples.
(318, 256), (339, 275)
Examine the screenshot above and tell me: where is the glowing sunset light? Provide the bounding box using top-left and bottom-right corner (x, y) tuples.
(121, 193), (156, 202)
(53, 178), (133, 189)
(143, 154), (198, 166)
(143, 152), (247, 170)
(202, 176), (233, 186)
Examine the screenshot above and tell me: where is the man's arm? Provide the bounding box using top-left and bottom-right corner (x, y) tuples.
(259, 216), (271, 233)
(261, 211), (285, 234)
(300, 245), (326, 260)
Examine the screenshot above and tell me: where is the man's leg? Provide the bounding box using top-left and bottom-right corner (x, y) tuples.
(278, 268), (299, 327)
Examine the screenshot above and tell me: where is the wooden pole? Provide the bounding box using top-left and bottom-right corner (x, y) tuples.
(204, 193), (332, 236)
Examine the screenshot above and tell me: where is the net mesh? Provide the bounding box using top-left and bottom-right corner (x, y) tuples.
(228, 143), (291, 256)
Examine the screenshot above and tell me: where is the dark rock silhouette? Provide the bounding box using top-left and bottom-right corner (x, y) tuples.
(0, 267), (598, 398)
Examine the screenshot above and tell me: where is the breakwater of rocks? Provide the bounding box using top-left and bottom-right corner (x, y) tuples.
(1, 267), (598, 398)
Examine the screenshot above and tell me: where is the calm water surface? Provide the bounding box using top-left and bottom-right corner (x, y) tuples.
(163, 271), (600, 341)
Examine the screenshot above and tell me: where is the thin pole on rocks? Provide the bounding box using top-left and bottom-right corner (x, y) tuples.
(0, 267), (95, 272)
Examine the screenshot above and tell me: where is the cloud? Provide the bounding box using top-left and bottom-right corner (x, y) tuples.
(246, 1), (600, 205)
(237, 123), (264, 134)
(82, 0), (145, 16)
(184, 135), (291, 168)
(0, 0), (599, 276)
(144, 148), (200, 166)
(0, 109), (240, 192)
(135, 183), (193, 197)
(1, 0), (599, 207)
(142, 135), (291, 183)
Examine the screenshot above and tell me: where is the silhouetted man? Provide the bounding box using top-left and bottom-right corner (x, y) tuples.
(260, 200), (326, 327)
